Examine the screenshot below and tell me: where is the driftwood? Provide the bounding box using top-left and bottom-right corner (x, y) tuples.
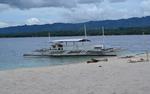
(128, 58), (145, 63)
(87, 58), (108, 64)
(120, 56), (134, 59)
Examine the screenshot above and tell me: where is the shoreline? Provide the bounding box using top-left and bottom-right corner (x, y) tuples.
(0, 53), (150, 94)
(0, 52), (148, 72)
(0, 34), (150, 39)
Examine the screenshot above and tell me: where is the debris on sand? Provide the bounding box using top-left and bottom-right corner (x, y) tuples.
(128, 58), (145, 63)
(120, 56), (134, 59)
(87, 58), (108, 64)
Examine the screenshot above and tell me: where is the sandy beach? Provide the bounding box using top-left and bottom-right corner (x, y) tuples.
(0, 54), (150, 94)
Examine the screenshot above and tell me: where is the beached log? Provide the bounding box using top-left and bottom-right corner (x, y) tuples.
(120, 56), (134, 59)
(87, 58), (108, 64)
(128, 58), (145, 63)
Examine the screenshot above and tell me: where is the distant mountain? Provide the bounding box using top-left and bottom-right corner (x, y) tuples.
(1, 16), (150, 34)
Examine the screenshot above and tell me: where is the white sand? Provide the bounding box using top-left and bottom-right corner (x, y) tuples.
(0, 54), (150, 94)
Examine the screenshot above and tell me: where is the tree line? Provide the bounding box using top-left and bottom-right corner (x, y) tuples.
(0, 27), (150, 38)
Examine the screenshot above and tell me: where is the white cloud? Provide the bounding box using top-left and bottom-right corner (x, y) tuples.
(0, 0), (127, 9)
(0, 3), (10, 11)
(108, 0), (127, 3)
(0, 0), (148, 27)
(0, 21), (9, 28)
(141, 0), (150, 16)
(61, 2), (141, 23)
(26, 18), (41, 25)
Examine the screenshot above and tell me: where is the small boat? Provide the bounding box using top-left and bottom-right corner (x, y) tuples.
(23, 26), (120, 57)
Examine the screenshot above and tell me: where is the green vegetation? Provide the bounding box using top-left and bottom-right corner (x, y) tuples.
(0, 27), (150, 38)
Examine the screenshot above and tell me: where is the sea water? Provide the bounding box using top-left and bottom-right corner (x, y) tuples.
(0, 35), (150, 70)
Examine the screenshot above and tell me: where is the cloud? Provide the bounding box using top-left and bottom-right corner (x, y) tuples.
(79, 0), (104, 4)
(26, 18), (41, 25)
(141, 0), (150, 11)
(0, 0), (75, 9)
(0, 0), (127, 9)
(0, 0), (146, 28)
(140, 0), (150, 16)
(61, 2), (139, 23)
(0, 21), (9, 28)
(108, 0), (127, 3)
(0, 3), (10, 11)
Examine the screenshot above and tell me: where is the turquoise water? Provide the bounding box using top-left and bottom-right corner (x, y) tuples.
(0, 35), (150, 70)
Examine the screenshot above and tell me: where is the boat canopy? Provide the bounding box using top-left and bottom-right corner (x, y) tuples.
(94, 45), (104, 49)
(50, 38), (90, 43)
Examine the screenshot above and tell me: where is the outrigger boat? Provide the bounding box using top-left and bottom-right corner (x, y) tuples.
(23, 26), (120, 57)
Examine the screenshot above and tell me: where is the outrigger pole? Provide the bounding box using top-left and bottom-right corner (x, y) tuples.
(102, 26), (105, 49)
(143, 32), (149, 61)
(84, 24), (87, 39)
(48, 32), (51, 42)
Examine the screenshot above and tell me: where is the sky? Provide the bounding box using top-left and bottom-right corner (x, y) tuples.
(0, 0), (150, 28)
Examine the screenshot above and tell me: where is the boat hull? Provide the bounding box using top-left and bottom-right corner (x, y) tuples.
(23, 51), (117, 57)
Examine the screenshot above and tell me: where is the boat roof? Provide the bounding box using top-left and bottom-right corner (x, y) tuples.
(94, 45), (104, 47)
(50, 38), (90, 43)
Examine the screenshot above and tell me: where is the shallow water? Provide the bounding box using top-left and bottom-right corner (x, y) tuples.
(0, 35), (150, 70)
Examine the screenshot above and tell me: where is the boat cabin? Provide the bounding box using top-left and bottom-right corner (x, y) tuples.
(51, 43), (63, 50)
(50, 38), (90, 51)
(94, 45), (104, 50)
